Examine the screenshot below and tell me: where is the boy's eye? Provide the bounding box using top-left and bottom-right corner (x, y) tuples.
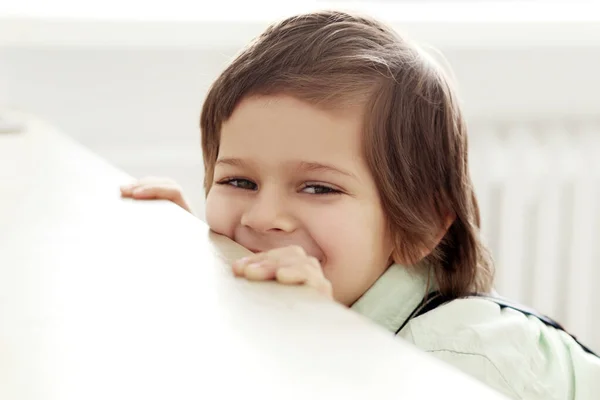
(219, 178), (257, 190)
(301, 184), (340, 195)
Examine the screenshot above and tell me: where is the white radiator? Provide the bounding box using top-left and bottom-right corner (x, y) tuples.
(469, 119), (600, 352)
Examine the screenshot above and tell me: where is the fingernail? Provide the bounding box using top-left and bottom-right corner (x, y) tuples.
(244, 262), (270, 280)
(232, 262), (243, 275)
(234, 257), (250, 266)
(132, 187), (145, 194)
(232, 258), (252, 274)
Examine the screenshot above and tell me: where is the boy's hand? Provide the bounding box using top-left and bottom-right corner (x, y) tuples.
(232, 245), (333, 299)
(120, 177), (193, 214)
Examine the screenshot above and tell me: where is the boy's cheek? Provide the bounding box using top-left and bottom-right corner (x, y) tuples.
(205, 193), (237, 237)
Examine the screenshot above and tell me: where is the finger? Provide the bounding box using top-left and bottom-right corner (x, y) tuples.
(232, 254), (269, 275)
(120, 182), (139, 197)
(309, 275), (333, 297)
(233, 245), (307, 270)
(275, 258), (323, 284)
(120, 176), (177, 194)
(278, 265), (333, 298)
(131, 184), (182, 201)
(233, 256), (306, 278)
(134, 186), (192, 213)
(234, 255), (306, 281)
(242, 261), (279, 281)
(232, 253), (302, 277)
(232, 248), (291, 272)
(276, 261), (331, 296)
(234, 257), (332, 297)
(275, 264), (310, 285)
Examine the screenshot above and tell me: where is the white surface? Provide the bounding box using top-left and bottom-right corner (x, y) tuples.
(1, 0), (598, 21)
(0, 110), (509, 399)
(1, 1), (600, 48)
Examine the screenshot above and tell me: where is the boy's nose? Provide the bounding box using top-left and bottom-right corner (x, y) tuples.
(240, 193), (296, 234)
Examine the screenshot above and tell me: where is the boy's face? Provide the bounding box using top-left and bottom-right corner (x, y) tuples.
(205, 95), (394, 305)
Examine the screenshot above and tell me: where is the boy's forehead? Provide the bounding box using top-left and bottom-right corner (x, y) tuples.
(219, 95), (364, 155)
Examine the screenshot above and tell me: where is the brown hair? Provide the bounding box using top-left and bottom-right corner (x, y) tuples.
(200, 10), (494, 298)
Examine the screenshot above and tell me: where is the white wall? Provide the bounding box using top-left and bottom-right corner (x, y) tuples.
(1, 47), (227, 217)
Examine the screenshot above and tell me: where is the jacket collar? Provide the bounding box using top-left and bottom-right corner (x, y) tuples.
(350, 263), (434, 333)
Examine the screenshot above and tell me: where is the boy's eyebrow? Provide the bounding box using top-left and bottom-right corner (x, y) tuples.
(296, 161), (358, 180)
(216, 158), (358, 180)
(215, 157), (248, 168)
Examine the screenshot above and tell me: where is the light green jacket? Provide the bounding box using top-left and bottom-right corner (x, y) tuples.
(351, 264), (600, 400)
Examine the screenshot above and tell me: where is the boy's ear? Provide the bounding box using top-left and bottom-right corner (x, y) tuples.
(390, 214), (455, 265)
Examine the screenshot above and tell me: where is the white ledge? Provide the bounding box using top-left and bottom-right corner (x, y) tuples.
(0, 108), (509, 399)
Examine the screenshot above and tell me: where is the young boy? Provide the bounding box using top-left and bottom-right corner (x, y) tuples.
(121, 10), (599, 399)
